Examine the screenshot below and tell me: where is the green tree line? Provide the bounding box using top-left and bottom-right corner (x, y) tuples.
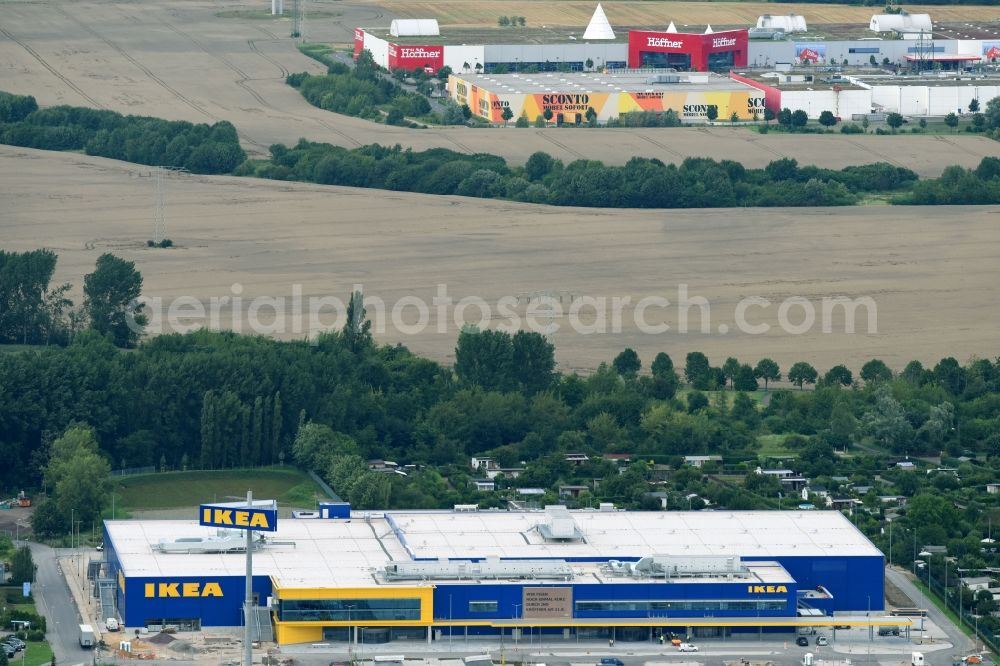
(0, 91), (245, 174)
(238, 141), (919, 208)
(2, 267), (998, 515)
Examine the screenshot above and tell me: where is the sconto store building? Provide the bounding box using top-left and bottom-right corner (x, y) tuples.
(103, 508), (908, 646)
(447, 70), (765, 124)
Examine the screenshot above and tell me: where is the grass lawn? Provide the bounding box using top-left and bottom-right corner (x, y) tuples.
(757, 434), (798, 458)
(19, 641), (54, 666)
(113, 467), (328, 512)
(676, 388), (773, 405)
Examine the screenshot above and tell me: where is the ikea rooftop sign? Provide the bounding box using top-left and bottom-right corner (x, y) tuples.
(199, 504), (278, 532)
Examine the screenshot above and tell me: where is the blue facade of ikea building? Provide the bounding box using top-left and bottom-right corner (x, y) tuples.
(102, 509), (886, 643)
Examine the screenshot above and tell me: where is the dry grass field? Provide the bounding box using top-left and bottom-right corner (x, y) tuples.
(5, 145), (998, 374)
(377, 0), (1000, 28)
(0, 0), (996, 173)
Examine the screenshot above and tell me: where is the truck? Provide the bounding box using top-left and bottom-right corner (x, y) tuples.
(79, 624), (95, 648)
(912, 652), (925, 666)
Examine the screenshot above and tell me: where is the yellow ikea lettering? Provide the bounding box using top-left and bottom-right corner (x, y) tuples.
(159, 583), (180, 597)
(248, 512), (270, 529)
(746, 585), (788, 594)
(203, 507), (270, 529)
(144, 582), (224, 598)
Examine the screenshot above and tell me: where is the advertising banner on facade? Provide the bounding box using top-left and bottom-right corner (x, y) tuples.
(983, 41), (1000, 61)
(627, 29), (748, 70)
(354, 28), (365, 58)
(388, 43), (444, 72)
(450, 76), (765, 124)
(523, 587), (572, 618)
(795, 43), (827, 64)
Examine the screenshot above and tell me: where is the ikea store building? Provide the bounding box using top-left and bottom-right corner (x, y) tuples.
(102, 508), (901, 646)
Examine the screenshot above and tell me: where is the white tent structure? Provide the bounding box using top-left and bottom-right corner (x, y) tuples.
(666, 21), (678, 33)
(756, 14), (808, 33)
(704, 24), (714, 34)
(869, 12), (931, 33)
(389, 19), (440, 37)
(582, 4), (616, 40)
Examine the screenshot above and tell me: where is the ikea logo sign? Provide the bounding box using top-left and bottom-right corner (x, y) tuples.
(747, 585), (788, 594)
(144, 582), (223, 598)
(199, 505), (277, 532)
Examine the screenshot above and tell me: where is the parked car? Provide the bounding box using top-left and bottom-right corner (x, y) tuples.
(3, 636), (24, 651)
(4, 644), (15, 659)
(816, 636), (829, 646)
(797, 636), (810, 647)
(678, 644), (699, 652)
(964, 655), (983, 665)
(600, 659), (625, 666)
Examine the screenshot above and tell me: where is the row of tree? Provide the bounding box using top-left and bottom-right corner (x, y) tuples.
(0, 250), (144, 347)
(896, 157), (1000, 204)
(0, 91), (245, 174)
(288, 53), (435, 126)
(238, 140), (919, 209)
(8, 87), (1000, 208)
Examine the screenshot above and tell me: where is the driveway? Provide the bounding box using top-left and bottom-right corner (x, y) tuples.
(28, 543), (94, 665)
(885, 565), (977, 663)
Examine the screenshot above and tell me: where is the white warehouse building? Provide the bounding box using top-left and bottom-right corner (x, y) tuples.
(869, 13), (933, 34)
(756, 14), (808, 33)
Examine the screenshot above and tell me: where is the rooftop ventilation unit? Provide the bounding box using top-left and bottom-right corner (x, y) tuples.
(383, 558), (573, 581)
(537, 505), (584, 542)
(155, 529), (262, 554)
(604, 555), (751, 580)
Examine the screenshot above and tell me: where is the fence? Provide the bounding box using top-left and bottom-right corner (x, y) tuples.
(925, 571), (998, 655)
(307, 469), (341, 501)
(110, 466), (156, 478)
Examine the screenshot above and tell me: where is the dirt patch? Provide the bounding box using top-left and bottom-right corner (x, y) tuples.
(886, 573), (917, 610)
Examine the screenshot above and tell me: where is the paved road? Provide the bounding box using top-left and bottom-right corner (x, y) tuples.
(885, 565), (977, 663)
(29, 542), (93, 666)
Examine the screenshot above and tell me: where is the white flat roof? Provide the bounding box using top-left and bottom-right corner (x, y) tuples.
(390, 510), (880, 559)
(106, 510), (878, 589)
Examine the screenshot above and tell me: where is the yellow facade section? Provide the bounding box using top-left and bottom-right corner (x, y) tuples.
(272, 582), (435, 645)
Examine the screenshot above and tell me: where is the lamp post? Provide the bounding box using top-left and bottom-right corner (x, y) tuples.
(886, 518), (892, 567)
(513, 603), (521, 655)
(867, 595), (872, 666)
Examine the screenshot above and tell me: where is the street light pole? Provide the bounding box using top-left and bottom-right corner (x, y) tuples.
(513, 604), (521, 655)
(243, 489), (253, 666)
(888, 518), (892, 566)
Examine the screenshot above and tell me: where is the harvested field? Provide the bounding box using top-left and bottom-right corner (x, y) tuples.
(377, 0), (1000, 28)
(4, 145), (998, 374)
(0, 0), (996, 174)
